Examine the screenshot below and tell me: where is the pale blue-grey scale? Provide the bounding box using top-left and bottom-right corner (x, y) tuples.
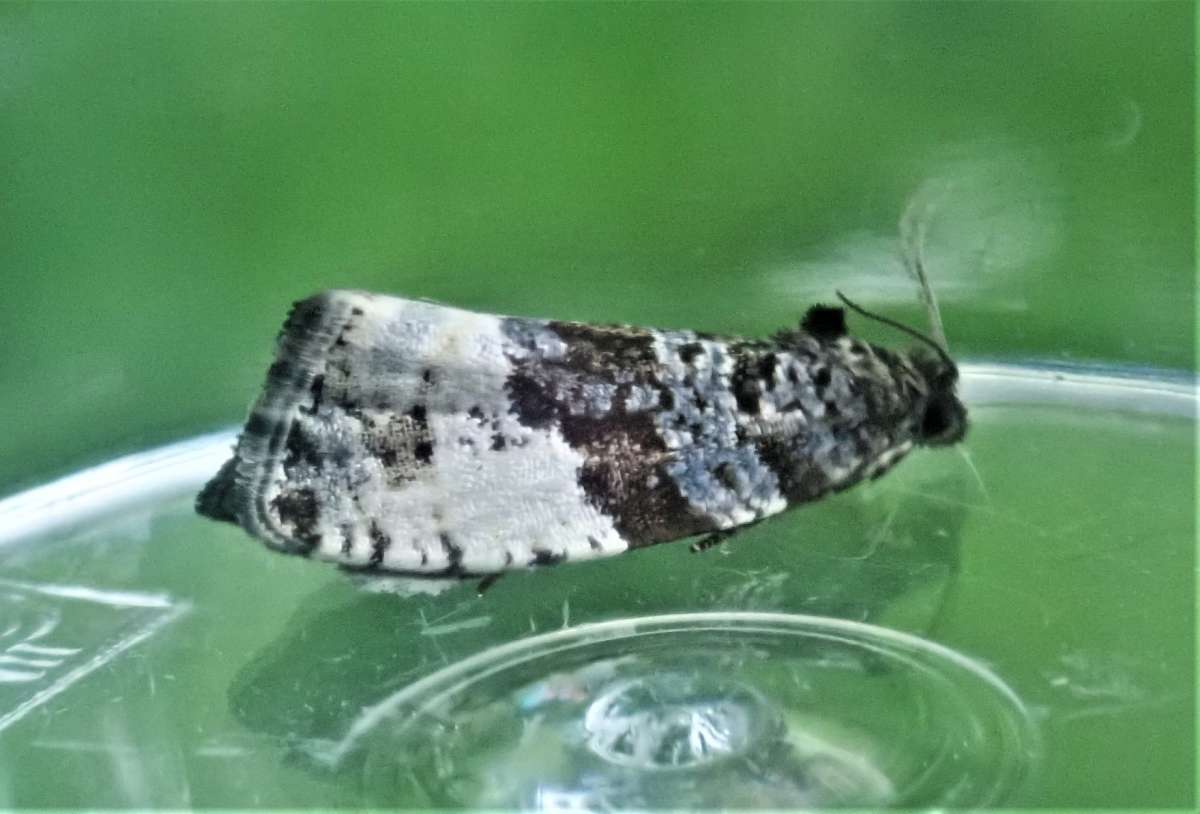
(497, 316), (711, 546)
(777, 340), (927, 494)
(666, 334), (920, 512)
(651, 333), (790, 528)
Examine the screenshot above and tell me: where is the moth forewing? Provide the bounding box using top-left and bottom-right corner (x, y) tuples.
(198, 288), (965, 578)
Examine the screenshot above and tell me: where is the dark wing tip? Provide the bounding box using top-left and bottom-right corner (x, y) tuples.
(278, 291), (337, 341)
(195, 457), (242, 524)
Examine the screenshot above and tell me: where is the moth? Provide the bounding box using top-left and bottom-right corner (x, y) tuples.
(197, 242), (966, 586)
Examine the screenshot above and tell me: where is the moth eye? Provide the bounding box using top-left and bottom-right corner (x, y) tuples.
(919, 394), (967, 446)
(921, 398), (952, 439)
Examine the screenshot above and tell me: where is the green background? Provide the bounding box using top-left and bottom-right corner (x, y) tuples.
(0, 0), (1193, 494)
(0, 2), (1194, 809)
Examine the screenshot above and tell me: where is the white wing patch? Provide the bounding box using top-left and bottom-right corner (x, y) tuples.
(257, 293), (627, 574)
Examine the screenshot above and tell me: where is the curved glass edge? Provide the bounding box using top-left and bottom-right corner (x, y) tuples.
(0, 361), (1192, 546)
(0, 429), (237, 547)
(959, 361), (1196, 418)
(317, 610), (1040, 769)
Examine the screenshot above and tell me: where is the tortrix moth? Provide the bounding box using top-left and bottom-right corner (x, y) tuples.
(197, 262), (966, 585)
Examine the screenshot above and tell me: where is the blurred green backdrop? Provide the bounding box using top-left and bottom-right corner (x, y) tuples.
(0, 4), (1194, 809)
(0, 1), (1193, 490)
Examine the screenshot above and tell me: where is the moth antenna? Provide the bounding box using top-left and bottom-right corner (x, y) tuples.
(899, 191), (950, 351)
(835, 291), (956, 372)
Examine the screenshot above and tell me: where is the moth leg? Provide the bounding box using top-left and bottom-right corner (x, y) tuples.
(476, 573), (503, 595)
(690, 529), (737, 554)
(690, 518), (767, 554)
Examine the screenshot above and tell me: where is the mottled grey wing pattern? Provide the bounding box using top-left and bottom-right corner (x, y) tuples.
(502, 315), (928, 550)
(198, 290), (943, 576)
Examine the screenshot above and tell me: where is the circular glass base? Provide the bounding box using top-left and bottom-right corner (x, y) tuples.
(359, 612), (1037, 809)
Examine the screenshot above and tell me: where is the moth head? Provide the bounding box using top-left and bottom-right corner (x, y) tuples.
(834, 292), (968, 448)
(909, 347), (967, 447)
